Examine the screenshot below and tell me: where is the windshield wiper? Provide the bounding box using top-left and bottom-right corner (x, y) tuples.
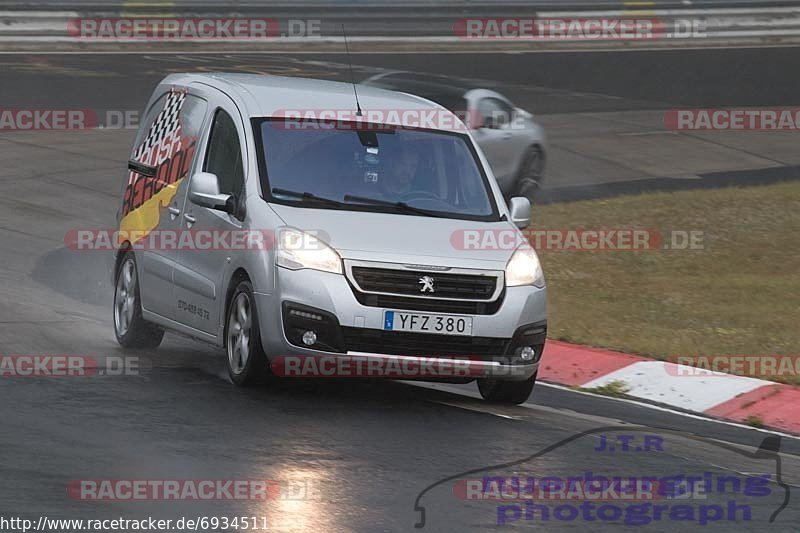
(342, 194), (444, 218)
(271, 188), (345, 208)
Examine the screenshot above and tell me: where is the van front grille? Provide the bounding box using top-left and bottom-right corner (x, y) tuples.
(351, 266), (497, 300)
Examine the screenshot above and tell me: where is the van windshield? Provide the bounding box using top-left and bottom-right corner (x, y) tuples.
(254, 118), (499, 221)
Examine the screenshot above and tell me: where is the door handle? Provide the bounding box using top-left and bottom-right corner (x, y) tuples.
(502, 132), (512, 140)
(184, 213), (196, 226)
(168, 206), (181, 220)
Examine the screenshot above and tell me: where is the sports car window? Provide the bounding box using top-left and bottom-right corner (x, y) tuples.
(477, 97), (513, 128)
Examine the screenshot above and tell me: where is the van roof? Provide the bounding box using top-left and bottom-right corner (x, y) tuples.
(164, 73), (468, 133)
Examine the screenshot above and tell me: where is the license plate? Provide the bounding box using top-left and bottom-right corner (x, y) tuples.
(383, 310), (473, 336)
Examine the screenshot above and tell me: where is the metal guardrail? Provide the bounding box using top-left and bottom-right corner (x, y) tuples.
(3, 3), (800, 49)
(4, 0), (800, 8)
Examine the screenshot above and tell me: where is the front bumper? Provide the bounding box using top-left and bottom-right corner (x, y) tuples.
(254, 266), (547, 381)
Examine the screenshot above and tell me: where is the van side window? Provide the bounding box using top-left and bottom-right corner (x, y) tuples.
(204, 109), (245, 200)
(131, 93), (167, 151)
(122, 91), (206, 220)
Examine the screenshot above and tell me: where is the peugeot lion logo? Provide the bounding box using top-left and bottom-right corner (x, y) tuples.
(419, 276), (435, 293)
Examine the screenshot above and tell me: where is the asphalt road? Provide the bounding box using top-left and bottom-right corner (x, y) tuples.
(1, 48), (799, 532)
(3, 47), (800, 112)
(3, 48), (800, 195)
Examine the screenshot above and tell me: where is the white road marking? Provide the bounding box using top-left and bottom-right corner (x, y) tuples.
(427, 399), (522, 420)
(409, 380), (800, 441)
(538, 381), (800, 441)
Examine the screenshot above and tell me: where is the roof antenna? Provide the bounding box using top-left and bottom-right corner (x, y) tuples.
(342, 24), (363, 117)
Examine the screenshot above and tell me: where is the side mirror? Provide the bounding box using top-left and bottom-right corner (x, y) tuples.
(479, 115), (496, 130)
(508, 197), (531, 229)
(188, 172), (234, 213)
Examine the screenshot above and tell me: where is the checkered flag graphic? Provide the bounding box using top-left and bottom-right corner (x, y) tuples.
(128, 90), (186, 184)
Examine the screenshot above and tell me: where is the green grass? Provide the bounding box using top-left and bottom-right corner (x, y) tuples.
(745, 415), (765, 429)
(535, 181), (800, 385)
(579, 380), (631, 399)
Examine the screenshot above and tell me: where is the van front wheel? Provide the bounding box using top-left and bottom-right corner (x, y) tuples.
(225, 281), (269, 386)
(113, 252), (164, 349)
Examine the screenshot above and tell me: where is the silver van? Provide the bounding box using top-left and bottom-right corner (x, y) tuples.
(112, 74), (547, 404)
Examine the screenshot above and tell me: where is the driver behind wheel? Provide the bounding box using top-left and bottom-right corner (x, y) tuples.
(382, 140), (424, 197)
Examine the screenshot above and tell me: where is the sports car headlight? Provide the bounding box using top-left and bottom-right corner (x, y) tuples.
(276, 229), (343, 275)
(505, 246), (544, 288)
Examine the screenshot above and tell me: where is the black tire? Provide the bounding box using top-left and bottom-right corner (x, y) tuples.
(477, 372), (537, 405)
(113, 251), (164, 349)
(225, 280), (270, 386)
(514, 145), (545, 204)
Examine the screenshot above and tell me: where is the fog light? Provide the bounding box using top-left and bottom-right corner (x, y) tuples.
(519, 346), (536, 362)
(302, 330), (317, 346)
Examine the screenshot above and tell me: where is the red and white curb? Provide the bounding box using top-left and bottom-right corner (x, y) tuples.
(539, 341), (800, 435)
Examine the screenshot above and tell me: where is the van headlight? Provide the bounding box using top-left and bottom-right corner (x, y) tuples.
(505, 246), (544, 288)
(277, 229), (343, 274)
